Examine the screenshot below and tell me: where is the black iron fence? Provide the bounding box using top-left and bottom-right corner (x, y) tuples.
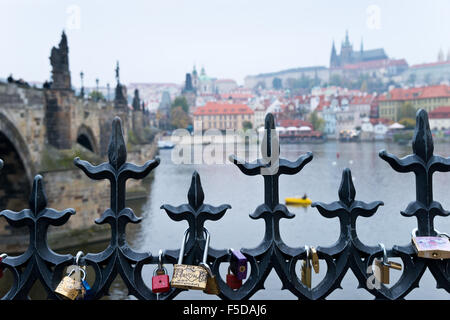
(0, 109), (449, 300)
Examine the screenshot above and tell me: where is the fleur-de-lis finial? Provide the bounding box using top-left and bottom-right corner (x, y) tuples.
(29, 175), (48, 215)
(108, 116), (127, 170)
(412, 109), (433, 162)
(188, 171), (205, 211)
(379, 109), (450, 235)
(261, 113), (278, 160)
(161, 171), (230, 239)
(338, 168), (356, 207)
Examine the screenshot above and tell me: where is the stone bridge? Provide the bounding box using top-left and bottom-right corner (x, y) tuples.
(0, 32), (156, 252)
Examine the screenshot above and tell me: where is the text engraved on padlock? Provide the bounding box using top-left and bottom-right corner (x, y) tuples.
(171, 264), (208, 290)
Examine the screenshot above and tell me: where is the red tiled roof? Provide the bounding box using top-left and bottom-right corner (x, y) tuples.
(429, 106), (450, 119)
(350, 94), (374, 105)
(378, 85), (450, 101)
(193, 102), (254, 116)
(411, 60), (450, 69)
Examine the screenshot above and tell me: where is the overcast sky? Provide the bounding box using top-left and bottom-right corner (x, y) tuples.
(1, 0), (449, 87)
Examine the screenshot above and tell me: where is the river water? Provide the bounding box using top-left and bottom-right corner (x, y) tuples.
(10, 140), (450, 300)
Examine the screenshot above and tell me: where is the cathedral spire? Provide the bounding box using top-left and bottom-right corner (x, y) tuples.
(330, 39), (338, 67)
(438, 48), (444, 62)
(344, 30), (350, 46)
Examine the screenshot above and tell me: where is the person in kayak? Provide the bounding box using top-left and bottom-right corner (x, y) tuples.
(301, 193), (307, 200)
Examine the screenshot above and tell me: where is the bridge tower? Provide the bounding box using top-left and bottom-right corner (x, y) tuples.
(44, 31), (75, 150)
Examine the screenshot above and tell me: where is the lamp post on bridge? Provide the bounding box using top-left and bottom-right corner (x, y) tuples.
(80, 71), (84, 98)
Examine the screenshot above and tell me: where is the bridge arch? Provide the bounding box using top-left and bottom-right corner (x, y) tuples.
(0, 113), (34, 211)
(76, 125), (98, 153)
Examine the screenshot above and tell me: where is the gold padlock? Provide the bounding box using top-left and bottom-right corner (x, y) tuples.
(171, 229), (209, 290)
(301, 245), (312, 288)
(310, 247), (319, 274)
(55, 267), (86, 300)
(373, 243), (402, 285)
(411, 228), (450, 259)
(200, 262), (220, 295)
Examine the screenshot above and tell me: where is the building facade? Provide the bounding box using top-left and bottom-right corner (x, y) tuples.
(428, 106), (450, 130)
(378, 85), (450, 121)
(193, 102), (254, 131)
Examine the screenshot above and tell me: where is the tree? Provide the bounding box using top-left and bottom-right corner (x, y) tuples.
(308, 111), (325, 132)
(329, 74), (342, 86)
(242, 121), (253, 131)
(171, 96), (189, 113)
(272, 77), (282, 90)
(399, 118), (415, 129)
(398, 101), (416, 120)
(170, 106), (192, 129)
(89, 90), (105, 101)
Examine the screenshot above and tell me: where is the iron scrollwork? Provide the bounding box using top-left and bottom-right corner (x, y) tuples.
(0, 109), (448, 300)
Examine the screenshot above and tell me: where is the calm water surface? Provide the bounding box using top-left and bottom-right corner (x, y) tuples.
(14, 141), (450, 300)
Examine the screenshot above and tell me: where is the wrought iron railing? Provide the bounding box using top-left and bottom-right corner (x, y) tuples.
(0, 109), (448, 300)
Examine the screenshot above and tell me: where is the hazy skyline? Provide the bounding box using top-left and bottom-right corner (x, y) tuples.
(1, 0), (449, 87)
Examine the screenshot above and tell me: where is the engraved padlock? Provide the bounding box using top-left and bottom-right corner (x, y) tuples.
(171, 228), (209, 290)
(301, 245), (312, 288)
(411, 228), (450, 259)
(55, 266), (86, 300)
(152, 249), (170, 293)
(373, 243), (402, 285)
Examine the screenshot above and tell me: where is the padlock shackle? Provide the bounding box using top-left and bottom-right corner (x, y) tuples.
(177, 229), (190, 264)
(378, 243), (388, 265)
(75, 251), (84, 266)
(202, 228), (211, 265)
(68, 266), (86, 281)
(153, 266), (168, 276)
(177, 228), (210, 265)
(304, 245), (310, 263)
(158, 249), (164, 270)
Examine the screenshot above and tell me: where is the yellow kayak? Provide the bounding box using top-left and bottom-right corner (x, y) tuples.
(285, 197), (312, 205)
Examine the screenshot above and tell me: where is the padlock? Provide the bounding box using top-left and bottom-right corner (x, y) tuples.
(411, 228), (450, 259)
(310, 247), (319, 274)
(152, 249), (170, 293)
(171, 229), (209, 290)
(82, 279), (93, 300)
(373, 243), (402, 285)
(199, 261), (220, 295)
(55, 267), (86, 300)
(0, 253), (7, 279)
(301, 245), (312, 288)
(152, 267), (170, 293)
(229, 248), (248, 280)
(226, 267), (242, 290)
